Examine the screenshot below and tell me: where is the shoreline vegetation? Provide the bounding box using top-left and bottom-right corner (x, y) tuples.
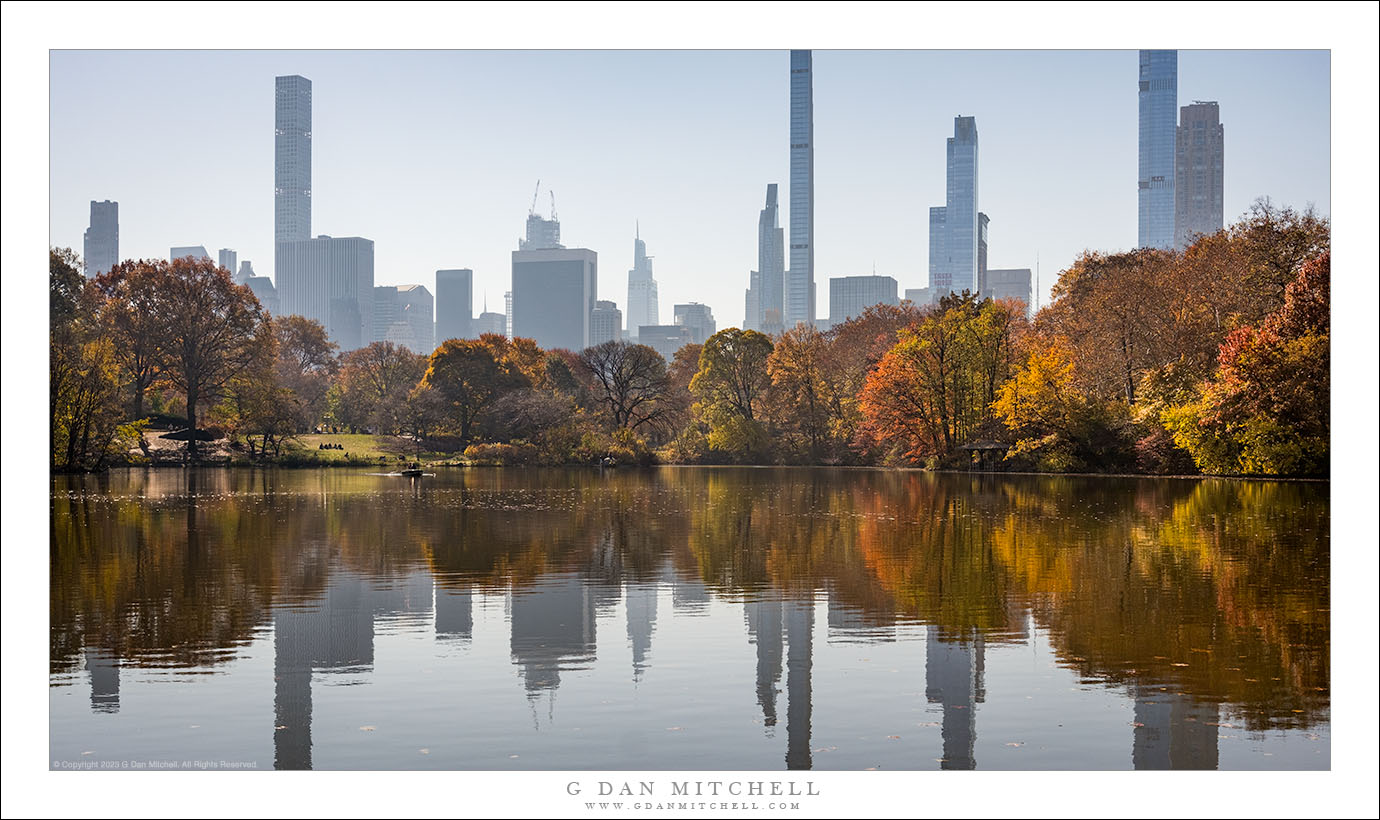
(51, 201), (1330, 480)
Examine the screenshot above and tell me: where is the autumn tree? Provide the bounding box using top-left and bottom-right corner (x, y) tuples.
(422, 338), (525, 444)
(155, 256), (268, 459)
(1040, 249), (1173, 404)
(689, 328), (774, 459)
(94, 260), (171, 419)
(50, 247), (84, 327)
(50, 249), (139, 471)
(578, 340), (672, 434)
(336, 341), (428, 432)
(1162, 253), (1329, 476)
(765, 324), (838, 461)
(478, 333), (547, 387)
(272, 314), (339, 428)
(857, 296), (1023, 464)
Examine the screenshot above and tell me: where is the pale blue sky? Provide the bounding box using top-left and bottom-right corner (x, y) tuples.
(49, 49), (1329, 323)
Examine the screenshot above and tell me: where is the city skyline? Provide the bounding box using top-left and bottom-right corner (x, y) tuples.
(49, 50), (1329, 331)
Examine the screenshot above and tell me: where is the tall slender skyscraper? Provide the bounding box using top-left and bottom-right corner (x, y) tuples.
(751, 183), (786, 333)
(274, 75), (312, 248)
(82, 200), (118, 279)
(626, 224), (658, 337)
(786, 50), (814, 328)
(1138, 50), (1177, 250)
(927, 116), (980, 297)
(274, 74), (374, 351)
(1174, 101), (1225, 250)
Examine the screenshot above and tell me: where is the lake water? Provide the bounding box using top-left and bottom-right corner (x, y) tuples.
(49, 467), (1329, 771)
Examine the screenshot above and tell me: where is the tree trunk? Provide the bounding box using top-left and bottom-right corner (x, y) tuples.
(186, 386), (199, 462)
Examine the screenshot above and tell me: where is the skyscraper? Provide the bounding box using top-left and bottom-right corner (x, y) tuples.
(435, 269), (473, 343)
(828, 275), (898, 326)
(82, 200), (118, 279)
(927, 116), (980, 297)
(170, 245), (211, 262)
(279, 236), (374, 350)
(977, 212), (989, 295)
(1174, 101), (1225, 250)
(218, 248), (238, 279)
(397, 284), (434, 353)
(985, 268), (1034, 317)
(275, 75), (312, 247)
(626, 224), (659, 337)
(475, 310), (507, 337)
(274, 74), (374, 351)
(673, 302), (716, 344)
(744, 270), (761, 333)
(747, 183), (785, 333)
(590, 300), (623, 346)
(786, 50), (814, 328)
(1138, 50), (1177, 250)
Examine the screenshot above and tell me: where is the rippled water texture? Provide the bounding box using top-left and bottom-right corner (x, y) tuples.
(50, 467), (1329, 770)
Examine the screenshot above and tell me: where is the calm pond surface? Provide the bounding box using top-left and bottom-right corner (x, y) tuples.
(50, 467), (1329, 771)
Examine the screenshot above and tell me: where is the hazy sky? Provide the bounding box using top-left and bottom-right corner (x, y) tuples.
(49, 49), (1329, 324)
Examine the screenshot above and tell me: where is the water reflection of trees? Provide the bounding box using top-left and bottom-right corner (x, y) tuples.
(52, 467), (1327, 730)
(989, 477), (1328, 730)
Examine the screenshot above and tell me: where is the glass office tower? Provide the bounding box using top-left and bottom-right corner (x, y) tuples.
(786, 50), (814, 328)
(1138, 50), (1177, 250)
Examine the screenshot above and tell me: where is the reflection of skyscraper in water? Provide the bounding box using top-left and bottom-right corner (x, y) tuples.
(509, 574), (597, 695)
(925, 628), (985, 770)
(85, 647), (120, 713)
(435, 583), (473, 642)
(371, 570), (435, 628)
(826, 596), (896, 643)
(669, 569), (711, 615)
(273, 572), (374, 770)
(273, 569), (434, 770)
(1132, 686), (1219, 770)
(784, 597), (814, 771)
(624, 582), (658, 682)
(744, 593), (784, 728)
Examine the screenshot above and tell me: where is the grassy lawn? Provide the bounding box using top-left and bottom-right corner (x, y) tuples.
(287, 434), (454, 465)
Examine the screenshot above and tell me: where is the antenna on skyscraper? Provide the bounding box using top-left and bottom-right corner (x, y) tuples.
(529, 179), (541, 217)
(1035, 252), (1040, 311)
(550, 191), (558, 222)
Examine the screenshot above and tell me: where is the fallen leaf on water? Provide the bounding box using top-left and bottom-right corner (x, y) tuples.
(666, 726), (684, 731)
(1171, 662), (1190, 667)
(887, 735), (901, 740)
(418, 748), (430, 754)
(274, 725), (287, 730)
(1190, 648), (1211, 654)
(1006, 742), (1025, 747)
(359, 726), (376, 732)
(81, 751), (93, 756)
(950, 704), (966, 709)
(509, 755), (519, 759)
(1131, 722), (1145, 728)
(1292, 709), (1305, 713)
(189, 725), (200, 729)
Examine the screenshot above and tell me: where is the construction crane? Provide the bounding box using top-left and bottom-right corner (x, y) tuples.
(529, 179), (541, 217)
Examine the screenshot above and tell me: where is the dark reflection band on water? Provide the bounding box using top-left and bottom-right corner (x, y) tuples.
(50, 467), (1330, 770)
